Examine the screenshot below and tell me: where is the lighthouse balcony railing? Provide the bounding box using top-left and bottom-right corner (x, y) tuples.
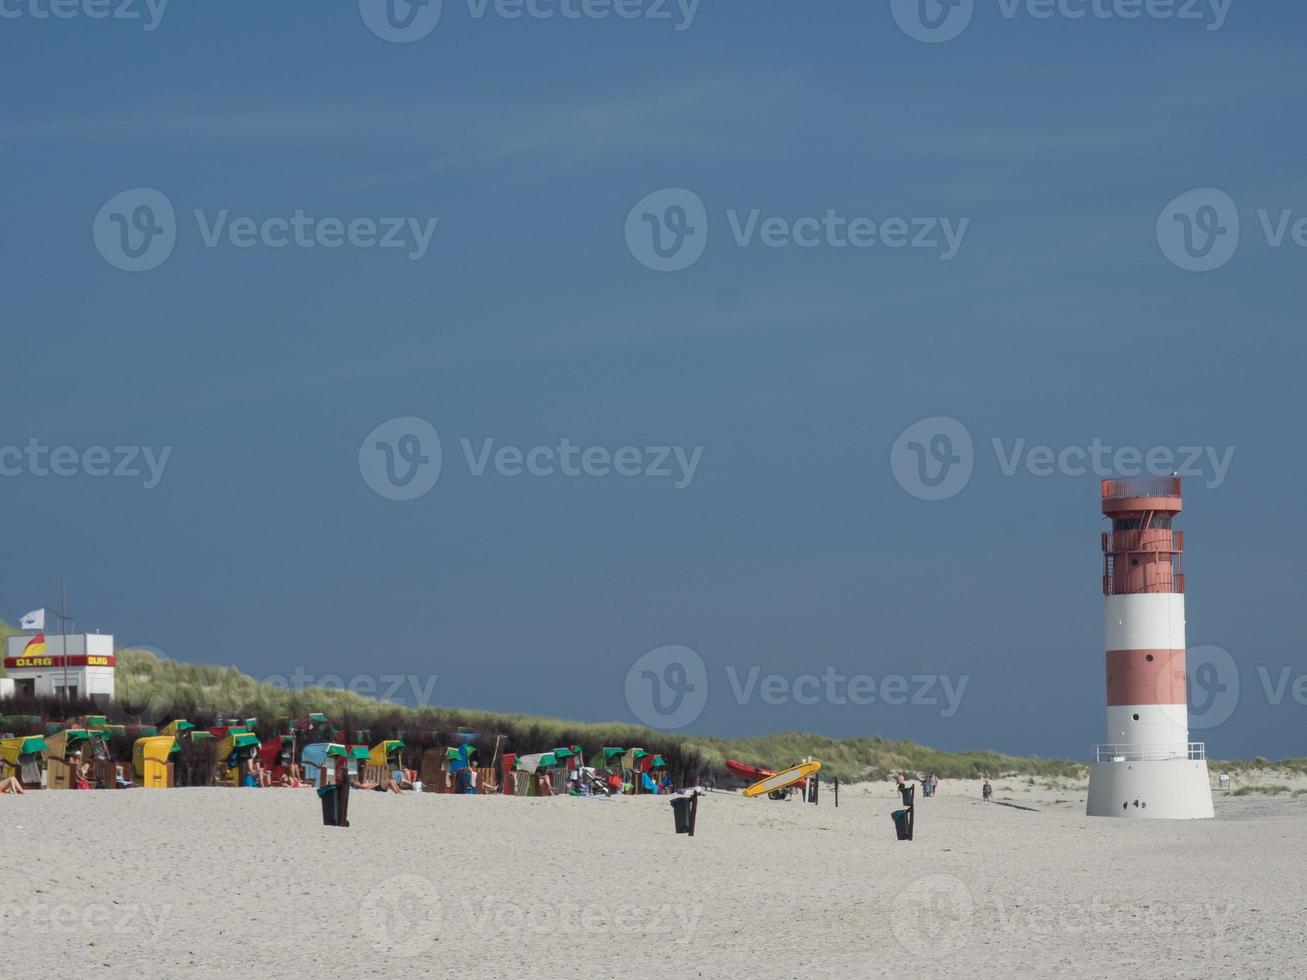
(1101, 530), (1183, 554)
(1102, 476), (1182, 501)
(1092, 743), (1206, 763)
(1102, 572), (1185, 595)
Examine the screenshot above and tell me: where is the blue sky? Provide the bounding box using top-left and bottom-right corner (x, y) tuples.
(2, 1), (1304, 759)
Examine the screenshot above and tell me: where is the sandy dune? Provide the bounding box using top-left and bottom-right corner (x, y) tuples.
(3, 779), (1305, 979)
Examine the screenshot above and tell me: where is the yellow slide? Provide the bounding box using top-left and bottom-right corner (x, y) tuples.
(742, 760), (821, 798)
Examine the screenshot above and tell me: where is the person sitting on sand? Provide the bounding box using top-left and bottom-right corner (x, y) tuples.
(1, 774), (25, 794)
(373, 770), (402, 795)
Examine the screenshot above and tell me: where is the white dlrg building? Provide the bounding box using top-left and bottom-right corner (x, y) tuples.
(3, 633), (116, 700)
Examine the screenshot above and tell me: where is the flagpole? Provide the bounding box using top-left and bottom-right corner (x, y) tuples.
(61, 574), (68, 701)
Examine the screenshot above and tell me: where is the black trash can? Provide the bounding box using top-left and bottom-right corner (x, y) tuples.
(671, 796), (693, 834)
(319, 785), (340, 825)
(891, 808), (912, 841)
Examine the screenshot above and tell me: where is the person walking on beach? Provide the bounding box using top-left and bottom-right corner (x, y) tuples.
(897, 776), (914, 808)
(982, 778), (992, 802)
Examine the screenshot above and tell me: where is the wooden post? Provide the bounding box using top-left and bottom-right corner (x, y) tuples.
(834, 777), (839, 808)
(688, 791), (699, 837)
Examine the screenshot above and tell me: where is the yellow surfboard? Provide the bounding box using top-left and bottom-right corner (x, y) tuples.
(742, 760), (822, 798)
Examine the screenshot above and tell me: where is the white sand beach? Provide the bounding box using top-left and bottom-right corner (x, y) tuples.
(4, 778), (1306, 979)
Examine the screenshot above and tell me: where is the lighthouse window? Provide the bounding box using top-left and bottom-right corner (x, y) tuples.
(1113, 516), (1173, 531)
(1131, 559), (1139, 566)
(1146, 654), (1154, 662)
(1133, 713), (1140, 721)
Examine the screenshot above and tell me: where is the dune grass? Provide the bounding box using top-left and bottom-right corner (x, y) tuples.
(105, 644), (1086, 781)
(1212, 758), (1307, 776)
(1230, 784), (1293, 796)
(0, 618), (22, 655)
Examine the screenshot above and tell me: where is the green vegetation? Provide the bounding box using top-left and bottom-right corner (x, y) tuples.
(639, 731), (1084, 782)
(1213, 758), (1307, 776)
(0, 618), (21, 668)
(1230, 784), (1292, 796)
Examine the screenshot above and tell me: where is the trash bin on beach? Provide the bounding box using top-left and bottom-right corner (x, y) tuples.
(671, 793), (700, 836)
(671, 796), (693, 834)
(891, 808), (913, 841)
(318, 780), (351, 827)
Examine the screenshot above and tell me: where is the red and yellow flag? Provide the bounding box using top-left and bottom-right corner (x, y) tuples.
(23, 633), (46, 656)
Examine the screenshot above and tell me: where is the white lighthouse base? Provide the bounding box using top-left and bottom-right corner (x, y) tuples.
(1086, 759), (1214, 819)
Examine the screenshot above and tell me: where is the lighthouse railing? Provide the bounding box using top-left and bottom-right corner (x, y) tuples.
(1101, 530), (1184, 554)
(1093, 743), (1206, 763)
(1101, 476), (1182, 500)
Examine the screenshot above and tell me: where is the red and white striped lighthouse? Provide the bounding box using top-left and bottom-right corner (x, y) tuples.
(1086, 476), (1214, 819)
